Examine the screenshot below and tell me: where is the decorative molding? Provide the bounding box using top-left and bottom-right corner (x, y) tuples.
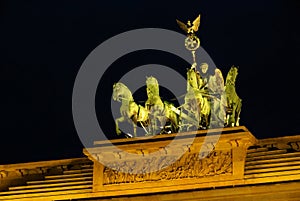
(288, 141), (300, 151)
(0, 162), (92, 180)
(255, 139), (300, 152)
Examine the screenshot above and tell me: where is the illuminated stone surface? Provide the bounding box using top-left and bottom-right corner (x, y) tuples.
(1, 126), (300, 200)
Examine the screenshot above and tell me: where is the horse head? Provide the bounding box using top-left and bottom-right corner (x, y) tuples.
(146, 76), (159, 86)
(187, 68), (201, 91)
(226, 66), (239, 86)
(112, 82), (133, 102)
(146, 76), (160, 98)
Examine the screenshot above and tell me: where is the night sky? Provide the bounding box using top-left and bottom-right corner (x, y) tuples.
(0, 0), (299, 164)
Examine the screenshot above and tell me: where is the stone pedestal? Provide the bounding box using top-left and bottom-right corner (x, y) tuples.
(83, 126), (257, 195)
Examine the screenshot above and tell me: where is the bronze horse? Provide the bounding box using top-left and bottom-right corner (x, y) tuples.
(183, 68), (210, 129)
(112, 82), (149, 137)
(113, 81), (179, 137)
(225, 66), (242, 127)
(145, 76), (180, 135)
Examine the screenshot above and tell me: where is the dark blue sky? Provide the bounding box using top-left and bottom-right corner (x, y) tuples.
(0, 0), (299, 164)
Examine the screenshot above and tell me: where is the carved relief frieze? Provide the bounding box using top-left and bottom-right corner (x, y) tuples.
(103, 150), (232, 185)
(0, 170), (8, 179)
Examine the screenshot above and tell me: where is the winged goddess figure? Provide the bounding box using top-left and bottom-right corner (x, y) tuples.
(176, 14), (201, 36)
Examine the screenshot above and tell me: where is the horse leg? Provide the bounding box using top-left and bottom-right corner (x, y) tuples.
(164, 110), (178, 134)
(133, 123), (137, 137)
(236, 117), (240, 127)
(148, 114), (154, 135)
(166, 106), (179, 133)
(227, 114), (231, 127)
(235, 100), (242, 126)
(227, 101), (235, 127)
(230, 106), (235, 127)
(115, 116), (125, 135)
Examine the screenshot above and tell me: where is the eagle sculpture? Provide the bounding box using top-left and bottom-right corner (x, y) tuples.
(176, 14), (201, 35)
